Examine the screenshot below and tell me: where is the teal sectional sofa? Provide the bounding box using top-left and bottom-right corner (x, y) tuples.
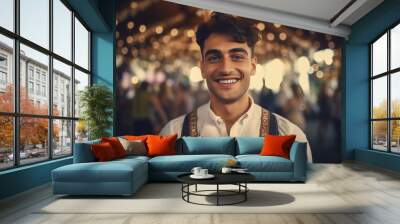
(52, 137), (307, 196)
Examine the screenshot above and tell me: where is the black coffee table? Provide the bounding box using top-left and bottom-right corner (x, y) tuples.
(177, 172), (255, 206)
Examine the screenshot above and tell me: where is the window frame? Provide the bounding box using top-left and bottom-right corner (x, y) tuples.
(370, 20), (400, 154)
(0, 0), (92, 171)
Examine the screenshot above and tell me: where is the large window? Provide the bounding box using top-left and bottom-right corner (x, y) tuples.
(0, 0), (91, 171)
(370, 22), (400, 154)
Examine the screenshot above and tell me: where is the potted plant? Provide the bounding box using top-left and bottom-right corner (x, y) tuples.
(79, 84), (113, 140)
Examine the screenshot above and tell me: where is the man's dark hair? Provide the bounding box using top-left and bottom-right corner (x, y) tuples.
(195, 12), (260, 56)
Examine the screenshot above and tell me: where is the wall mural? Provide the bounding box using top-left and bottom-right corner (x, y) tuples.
(116, 0), (344, 163)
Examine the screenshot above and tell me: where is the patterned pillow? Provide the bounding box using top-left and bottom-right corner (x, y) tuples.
(118, 137), (147, 156)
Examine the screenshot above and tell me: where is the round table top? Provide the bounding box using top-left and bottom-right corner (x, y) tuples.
(177, 172), (255, 185)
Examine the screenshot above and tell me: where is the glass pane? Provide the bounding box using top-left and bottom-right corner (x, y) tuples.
(0, 0), (14, 31)
(74, 17), (89, 70)
(74, 69), (89, 118)
(0, 116), (13, 170)
(53, 0), (72, 60)
(0, 34), (14, 112)
(372, 33), (387, 76)
(20, 0), (49, 49)
(75, 120), (88, 143)
(391, 24), (400, 70)
(20, 44), (49, 115)
(391, 120), (400, 153)
(53, 119), (72, 158)
(20, 117), (49, 165)
(372, 121), (388, 151)
(53, 59), (72, 117)
(391, 72), (400, 118)
(372, 76), (387, 119)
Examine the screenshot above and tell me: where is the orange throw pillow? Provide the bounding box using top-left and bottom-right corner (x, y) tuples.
(260, 135), (296, 159)
(146, 134), (177, 157)
(101, 137), (127, 158)
(91, 142), (117, 161)
(124, 135), (148, 141)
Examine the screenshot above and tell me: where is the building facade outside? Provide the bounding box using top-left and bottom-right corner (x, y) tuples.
(0, 41), (82, 168)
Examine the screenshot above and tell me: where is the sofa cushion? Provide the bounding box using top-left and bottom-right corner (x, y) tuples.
(124, 135), (149, 141)
(260, 135), (296, 159)
(147, 134), (177, 157)
(115, 155), (150, 163)
(101, 137), (127, 158)
(148, 154), (235, 172)
(236, 155), (293, 172)
(118, 137), (147, 156)
(90, 142), (118, 161)
(235, 137), (263, 155)
(178, 137), (235, 155)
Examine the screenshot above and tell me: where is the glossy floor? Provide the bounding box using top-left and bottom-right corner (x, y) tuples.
(0, 162), (400, 224)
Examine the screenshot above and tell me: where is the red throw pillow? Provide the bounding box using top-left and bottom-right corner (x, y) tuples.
(146, 134), (177, 157)
(101, 137), (126, 158)
(260, 134), (296, 159)
(91, 142), (117, 161)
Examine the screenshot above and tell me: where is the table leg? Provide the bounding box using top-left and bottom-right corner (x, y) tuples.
(181, 184), (183, 199)
(217, 184), (219, 206)
(187, 184), (190, 202)
(195, 184), (197, 192)
(245, 183), (247, 201)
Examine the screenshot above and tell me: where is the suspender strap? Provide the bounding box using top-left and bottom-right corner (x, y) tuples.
(268, 110), (279, 135)
(259, 109), (269, 137)
(181, 111), (199, 137)
(183, 108), (278, 137)
(259, 108), (279, 136)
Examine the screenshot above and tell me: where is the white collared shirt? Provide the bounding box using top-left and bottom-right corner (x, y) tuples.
(160, 100), (313, 162)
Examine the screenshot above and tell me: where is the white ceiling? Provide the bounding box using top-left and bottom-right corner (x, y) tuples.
(165, 0), (384, 38)
(227, 0), (353, 23)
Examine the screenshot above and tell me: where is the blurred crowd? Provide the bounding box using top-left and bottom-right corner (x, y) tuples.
(120, 79), (208, 135)
(121, 74), (340, 145)
(255, 77), (341, 147)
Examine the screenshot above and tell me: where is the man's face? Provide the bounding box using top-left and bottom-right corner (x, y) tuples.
(200, 33), (257, 104)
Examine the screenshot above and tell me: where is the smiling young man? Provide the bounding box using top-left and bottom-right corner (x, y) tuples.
(160, 12), (312, 162)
